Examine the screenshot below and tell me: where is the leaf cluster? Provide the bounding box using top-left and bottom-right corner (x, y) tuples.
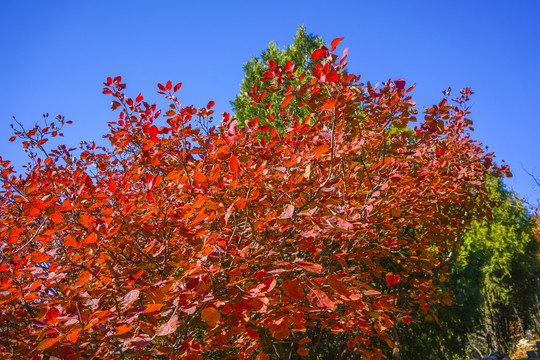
(0, 43), (507, 359)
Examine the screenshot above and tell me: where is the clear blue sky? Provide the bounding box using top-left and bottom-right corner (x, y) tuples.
(1, 1), (539, 203)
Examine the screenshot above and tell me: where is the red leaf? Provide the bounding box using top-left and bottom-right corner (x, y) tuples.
(174, 82), (182, 92)
(111, 101), (121, 110)
(155, 314), (178, 336)
(259, 276), (277, 293)
(136, 93), (143, 103)
(330, 37), (344, 52)
(308, 289), (336, 310)
(436, 147), (445, 157)
(207, 100), (215, 109)
(108, 179), (117, 193)
(282, 280), (304, 300)
(363, 290), (381, 297)
(285, 60), (292, 71)
(9, 136), (16, 142)
(402, 315), (413, 324)
(326, 72), (339, 83)
(386, 273), (400, 286)
(165, 80), (172, 91)
(326, 216), (354, 231)
(311, 48), (327, 60)
(280, 204), (294, 219)
(46, 307), (60, 322)
(395, 79), (406, 90)
(229, 155), (240, 174)
(390, 174), (402, 183)
(295, 260), (323, 273)
(120, 289), (140, 308)
(149, 125), (159, 142)
(328, 274), (352, 298)
(158, 83), (166, 91)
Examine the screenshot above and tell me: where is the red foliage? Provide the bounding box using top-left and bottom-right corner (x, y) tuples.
(0, 39), (506, 359)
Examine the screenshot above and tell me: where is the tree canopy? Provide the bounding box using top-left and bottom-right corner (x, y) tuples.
(0, 39), (508, 359)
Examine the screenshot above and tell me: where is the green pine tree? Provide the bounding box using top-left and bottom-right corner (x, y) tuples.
(231, 25), (324, 132)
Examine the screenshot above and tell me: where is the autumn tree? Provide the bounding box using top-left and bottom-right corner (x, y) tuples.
(0, 39), (507, 359)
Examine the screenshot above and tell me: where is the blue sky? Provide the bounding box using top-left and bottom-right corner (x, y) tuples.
(1, 1), (539, 203)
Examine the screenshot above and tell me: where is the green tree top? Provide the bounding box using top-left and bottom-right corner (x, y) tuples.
(231, 25), (324, 132)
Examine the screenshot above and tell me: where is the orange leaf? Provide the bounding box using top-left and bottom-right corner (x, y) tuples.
(236, 197), (246, 210)
(75, 271), (92, 287)
(142, 303), (163, 313)
(64, 234), (78, 247)
(37, 336), (60, 351)
(193, 171), (207, 183)
(323, 98), (336, 110)
(313, 144), (329, 159)
(256, 352), (270, 360)
(201, 307), (220, 327)
(116, 323), (132, 335)
(25, 183), (38, 194)
(83, 232), (97, 245)
(192, 212), (208, 224)
(166, 171), (180, 181)
(229, 155), (240, 174)
(66, 328), (81, 343)
(281, 95), (294, 109)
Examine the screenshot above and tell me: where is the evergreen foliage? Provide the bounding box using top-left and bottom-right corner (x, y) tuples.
(398, 178), (540, 359)
(231, 25), (324, 132)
